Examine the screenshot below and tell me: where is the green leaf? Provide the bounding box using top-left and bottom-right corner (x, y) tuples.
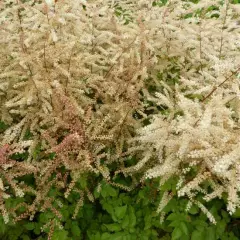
(0, 217), (6, 234)
(172, 228), (182, 240)
(151, 229), (158, 237)
(193, 219), (208, 229)
(232, 208), (240, 218)
(101, 185), (108, 198)
(101, 232), (111, 240)
(21, 235), (31, 240)
(129, 228), (135, 233)
(0, 121), (9, 132)
(189, 205), (199, 215)
(164, 199), (178, 212)
(167, 212), (186, 222)
(128, 206), (136, 228)
(206, 227), (216, 240)
(180, 222), (189, 236)
(107, 185), (118, 197)
(191, 230), (204, 240)
(216, 220), (226, 237)
(167, 213), (179, 221)
(140, 235), (150, 240)
(121, 215), (129, 229)
(101, 184), (118, 198)
(52, 230), (69, 240)
(221, 210), (229, 220)
(80, 176), (87, 189)
(39, 212), (54, 223)
(24, 222), (35, 230)
(169, 220), (180, 228)
(71, 224), (81, 237)
(33, 226), (41, 235)
(88, 232), (101, 240)
(111, 232), (130, 240)
(61, 208), (70, 220)
(104, 223), (121, 232)
(115, 205), (128, 220)
(138, 190), (145, 199)
(102, 202), (114, 215)
(144, 213), (152, 230)
(94, 188), (101, 199)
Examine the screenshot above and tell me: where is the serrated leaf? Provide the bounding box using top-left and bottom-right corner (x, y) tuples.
(80, 176), (87, 189)
(193, 219), (208, 228)
(21, 235), (31, 240)
(140, 236), (149, 240)
(52, 230), (68, 240)
(232, 208), (240, 218)
(0, 217), (6, 234)
(39, 212), (54, 223)
(172, 228), (182, 240)
(164, 199), (178, 212)
(221, 210), (229, 220)
(144, 214), (152, 230)
(206, 227), (216, 240)
(189, 205), (199, 215)
(102, 202), (114, 215)
(180, 222), (189, 236)
(101, 232), (111, 240)
(129, 228), (135, 233)
(90, 232), (101, 240)
(107, 185), (118, 197)
(104, 223), (121, 232)
(61, 209), (70, 220)
(24, 222), (35, 230)
(33, 224), (41, 235)
(191, 230), (204, 240)
(216, 220), (226, 237)
(111, 232), (128, 240)
(121, 214), (129, 229)
(115, 205), (127, 220)
(101, 185), (108, 198)
(159, 234), (171, 240)
(169, 220), (180, 227)
(138, 190), (145, 199)
(151, 229), (158, 236)
(167, 213), (177, 221)
(128, 206), (136, 228)
(94, 188), (100, 199)
(71, 224), (81, 237)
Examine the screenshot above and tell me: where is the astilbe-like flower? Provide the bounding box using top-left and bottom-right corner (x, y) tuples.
(1, 0), (240, 227)
(0, 0), (155, 161)
(0, 143), (38, 223)
(0, 0), (158, 225)
(119, 0), (240, 221)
